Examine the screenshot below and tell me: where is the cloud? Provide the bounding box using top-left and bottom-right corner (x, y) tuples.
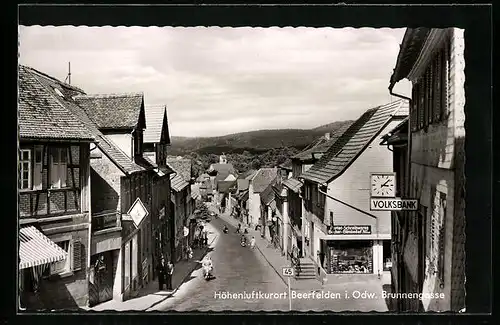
(19, 26), (405, 137)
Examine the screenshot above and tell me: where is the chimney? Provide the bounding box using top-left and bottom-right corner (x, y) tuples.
(324, 132), (330, 140)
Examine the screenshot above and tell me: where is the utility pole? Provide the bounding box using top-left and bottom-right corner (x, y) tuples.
(65, 62), (71, 85)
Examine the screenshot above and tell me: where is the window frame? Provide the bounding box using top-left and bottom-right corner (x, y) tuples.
(49, 239), (72, 276)
(19, 149), (32, 190)
(50, 147), (68, 189)
(33, 145), (43, 190)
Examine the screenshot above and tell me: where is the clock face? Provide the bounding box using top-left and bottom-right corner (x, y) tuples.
(370, 174), (396, 197)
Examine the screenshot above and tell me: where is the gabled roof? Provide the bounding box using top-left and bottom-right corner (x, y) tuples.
(209, 163), (237, 182)
(301, 100), (408, 185)
(237, 169), (257, 180)
(381, 117), (409, 146)
(251, 168), (278, 193)
(293, 122), (353, 161)
(73, 93), (145, 130)
(22, 66), (147, 174)
(144, 104), (171, 144)
(170, 173), (189, 192)
(260, 183), (276, 206)
(237, 178), (250, 192)
(282, 177), (303, 193)
(18, 66), (95, 141)
(167, 157), (192, 182)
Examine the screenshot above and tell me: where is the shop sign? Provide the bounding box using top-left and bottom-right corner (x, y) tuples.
(329, 225), (371, 235)
(127, 198), (149, 227)
(370, 198), (418, 211)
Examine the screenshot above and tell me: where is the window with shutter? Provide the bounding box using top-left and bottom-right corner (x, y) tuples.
(418, 80), (425, 130)
(434, 52), (442, 123)
(19, 149), (32, 190)
(72, 239), (82, 271)
(411, 85), (417, 131)
(33, 146), (43, 190)
(427, 60), (434, 126)
(442, 41), (450, 120)
(50, 147), (67, 189)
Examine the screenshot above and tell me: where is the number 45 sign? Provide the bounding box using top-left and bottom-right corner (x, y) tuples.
(282, 267), (295, 277)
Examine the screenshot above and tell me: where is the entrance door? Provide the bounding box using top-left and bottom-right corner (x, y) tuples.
(90, 251), (115, 306)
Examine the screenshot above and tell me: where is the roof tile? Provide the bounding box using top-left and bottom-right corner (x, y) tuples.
(301, 100), (408, 184)
(144, 104), (170, 144)
(251, 168), (278, 193)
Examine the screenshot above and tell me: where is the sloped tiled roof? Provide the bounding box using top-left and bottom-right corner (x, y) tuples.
(73, 93), (144, 130)
(251, 168), (278, 193)
(237, 179), (250, 192)
(167, 157), (192, 182)
(144, 104), (170, 144)
(170, 173), (189, 192)
(209, 163), (237, 182)
(217, 180), (237, 194)
(196, 173), (210, 182)
(282, 177), (303, 193)
(23, 66), (147, 174)
(390, 28), (431, 89)
(294, 122), (353, 161)
(18, 66), (95, 141)
(260, 183), (276, 206)
(237, 169), (257, 180)
(301, 100), (408, 184)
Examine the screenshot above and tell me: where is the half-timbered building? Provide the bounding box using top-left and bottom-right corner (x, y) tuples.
(18, 66), (95, 310)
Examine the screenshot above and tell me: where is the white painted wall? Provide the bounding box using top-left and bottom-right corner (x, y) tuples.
(106, 134), (133, 159)
(325, 120), (402, 237)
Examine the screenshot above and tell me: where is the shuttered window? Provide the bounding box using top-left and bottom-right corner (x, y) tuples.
(442, 41), (450, 120)
(33, 146), (43, 190)
(72, 239), (82, 271)
(418, 80), (425, 129)
(50, 147), (67, 189)
(434, 52), (442, 122)
(19, 149), (31, 190)
(427, 62), (434, 126)
(411, 84), (418, 131)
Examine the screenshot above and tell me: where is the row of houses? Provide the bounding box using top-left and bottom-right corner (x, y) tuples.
(18, 65), (199, 310)
(231, 27), (465, 312)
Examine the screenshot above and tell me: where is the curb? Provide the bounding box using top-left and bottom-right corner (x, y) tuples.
(144, 231), (218, 311)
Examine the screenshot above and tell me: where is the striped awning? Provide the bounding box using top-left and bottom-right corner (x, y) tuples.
(19, 226), (68, 270)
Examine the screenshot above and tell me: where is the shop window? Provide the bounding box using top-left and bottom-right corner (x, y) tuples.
(50, 147), (67, 189)
(19, 149), (32, 190)
(327, 241), (373, 274)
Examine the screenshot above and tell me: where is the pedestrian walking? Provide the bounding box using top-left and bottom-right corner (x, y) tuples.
(236, 223), (241, 234)
(250, 236), (256, 249)
(156, 256), (166, 290)
(165, 260), (174, 290)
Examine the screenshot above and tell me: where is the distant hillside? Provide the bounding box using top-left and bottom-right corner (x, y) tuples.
(169, 120), (353, 156)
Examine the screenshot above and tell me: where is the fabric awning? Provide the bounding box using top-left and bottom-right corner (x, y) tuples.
(19, 226), (68, 270)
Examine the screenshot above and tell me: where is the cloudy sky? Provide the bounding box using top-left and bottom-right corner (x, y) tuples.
(19, 26), (407, 137)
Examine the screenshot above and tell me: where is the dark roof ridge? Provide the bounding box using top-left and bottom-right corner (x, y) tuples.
(309, 106), (379, 172)
(73, 92), (144, 99)
(21, 65), (86, 94)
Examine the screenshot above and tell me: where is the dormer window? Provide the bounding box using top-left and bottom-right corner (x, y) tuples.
(54, 88), (64, 98)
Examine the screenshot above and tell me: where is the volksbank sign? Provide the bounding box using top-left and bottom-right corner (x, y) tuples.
(370, 198), (419, 211)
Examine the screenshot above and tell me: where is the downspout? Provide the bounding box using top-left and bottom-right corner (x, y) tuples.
(389, 83), (412, 293)
(389, 83), (412, 200)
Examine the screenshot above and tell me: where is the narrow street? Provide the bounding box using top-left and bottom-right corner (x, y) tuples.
(149, 217), (290, 311)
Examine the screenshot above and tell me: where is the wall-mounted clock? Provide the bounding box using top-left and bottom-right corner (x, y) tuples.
(370, 172), (396, 198)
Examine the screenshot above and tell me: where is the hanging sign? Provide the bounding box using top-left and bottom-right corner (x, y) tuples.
(127, 198), (149, 227)
(183, 226), (189, 237)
